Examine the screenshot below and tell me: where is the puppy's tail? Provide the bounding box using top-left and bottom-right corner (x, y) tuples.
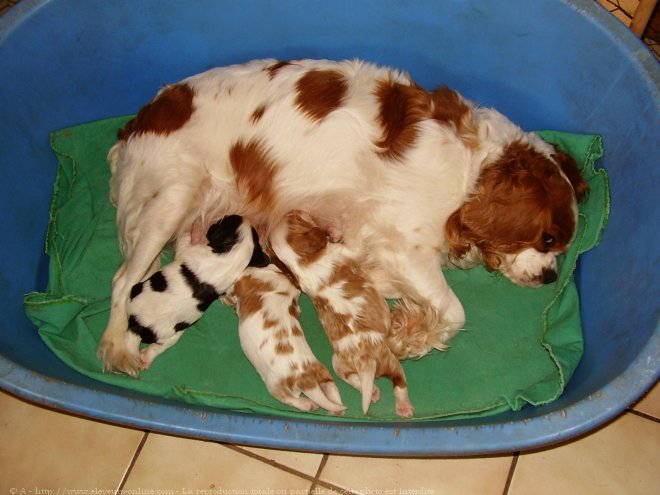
(358, 359), (378, 415)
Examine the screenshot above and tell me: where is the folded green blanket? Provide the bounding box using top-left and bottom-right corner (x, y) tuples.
(24, 117), (609, 421)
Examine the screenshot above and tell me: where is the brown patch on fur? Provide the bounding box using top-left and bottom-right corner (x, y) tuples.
(251, 104), (267, 123)
(284, 212), (329, 265)
(445, 141), (581, 269)
(288, 301), (301, 320)
(118, 84), (195, 141)
(266, 60), (292, 79)
(295, 69), (348, 122)
(328, 262), (367, 299)
(229, 139), (279, 216)
(312, 295), (352, 342)
(553, 148), (588, 201)
(263, 318), (279, 329)
(313, 261), (391, 343)
(275, 341), (294, 355)
(329, 262), (390, 332)
(430, 87), (478, 148)
(374, 80), (431, 160)
(298, 361), (334, 390)
(233, 275), (275, 318)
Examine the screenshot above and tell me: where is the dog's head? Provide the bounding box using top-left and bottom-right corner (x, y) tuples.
(446, 141), (587, 287)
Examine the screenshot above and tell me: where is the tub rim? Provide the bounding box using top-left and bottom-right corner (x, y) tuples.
(1, 330), (658, 456)
(1, 0), (659, 456)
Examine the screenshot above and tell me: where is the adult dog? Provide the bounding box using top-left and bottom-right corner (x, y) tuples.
(99, 58), (587, 375)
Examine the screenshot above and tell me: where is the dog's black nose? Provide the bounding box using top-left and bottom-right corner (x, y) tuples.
(541, 268), (558, 284)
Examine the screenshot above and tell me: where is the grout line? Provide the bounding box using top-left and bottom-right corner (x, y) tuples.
(308, 454), (329, 493)
(628, 409), (660, 424)
(116, 431), (149, 494)
(223, 446), (358, 495)
(501, 452), (520, 495)
(222, 443), (318, 483)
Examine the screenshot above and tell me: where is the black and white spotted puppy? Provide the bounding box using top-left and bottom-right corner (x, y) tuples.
(124, 215), (269, 375)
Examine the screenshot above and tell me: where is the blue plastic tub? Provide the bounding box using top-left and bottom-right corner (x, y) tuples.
(0, 0), (658, 456)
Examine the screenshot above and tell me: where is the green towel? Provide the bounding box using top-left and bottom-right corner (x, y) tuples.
(24, 117), (609, 421)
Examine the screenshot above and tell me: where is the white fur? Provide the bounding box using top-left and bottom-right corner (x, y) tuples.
(98, 58), (576, 375)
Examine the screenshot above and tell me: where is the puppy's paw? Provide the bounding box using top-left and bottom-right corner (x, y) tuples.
(371, 384), (381, 404)
(138, 352), (152, 371)
(395, 399), (414, 419)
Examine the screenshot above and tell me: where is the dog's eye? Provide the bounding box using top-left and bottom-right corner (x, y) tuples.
(542, 232), (555, 247)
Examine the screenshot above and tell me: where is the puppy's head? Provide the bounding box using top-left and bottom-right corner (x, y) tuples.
(446, 142), (587, 287)
(277, 211), (329, 264)
(206, 215), (270, 267)
(206, 215), (244, 254)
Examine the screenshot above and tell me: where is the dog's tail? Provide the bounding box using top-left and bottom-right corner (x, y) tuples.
(358, 358), (378, 415)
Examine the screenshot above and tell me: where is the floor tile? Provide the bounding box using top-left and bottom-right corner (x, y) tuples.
(124, 433), (313, 490)
(319, 454), (512, 494)
(0, 390), (144, 492)
(237, 445), (324, 478)
(632, 379), (660, 419)
(509, 412), (660, 495)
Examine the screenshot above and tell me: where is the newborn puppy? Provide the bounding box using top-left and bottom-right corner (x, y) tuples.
(126, 215), (269, 374)
(228, 263), (345, 413)
(270, 211), (414, 418)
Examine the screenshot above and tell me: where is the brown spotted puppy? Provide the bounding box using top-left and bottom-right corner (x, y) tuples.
(270, 211), (414, 418)
(228, 263), (346, 414)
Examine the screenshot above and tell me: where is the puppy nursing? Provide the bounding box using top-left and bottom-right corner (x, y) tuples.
(270, 211), (414, 418)
(229, 264), (345, 414)
(124, 215), (267, 375)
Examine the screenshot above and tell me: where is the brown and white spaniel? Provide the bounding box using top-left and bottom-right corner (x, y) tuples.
(98, 58), (586, 375)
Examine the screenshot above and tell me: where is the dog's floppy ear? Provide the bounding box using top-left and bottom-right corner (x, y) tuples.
(445, 204), (502, 271)
(553, 148), (588, 201)
(445, 208), (471, 261)
(248, 228), (271, 267)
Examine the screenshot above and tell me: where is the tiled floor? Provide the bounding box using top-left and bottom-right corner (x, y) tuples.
(1, 381), (659, 494)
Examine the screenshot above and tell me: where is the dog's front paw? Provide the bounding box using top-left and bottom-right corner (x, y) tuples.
(97, 334), (142, 377)
(432, 293), (465, 348)
(389, 300), (439, 359)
